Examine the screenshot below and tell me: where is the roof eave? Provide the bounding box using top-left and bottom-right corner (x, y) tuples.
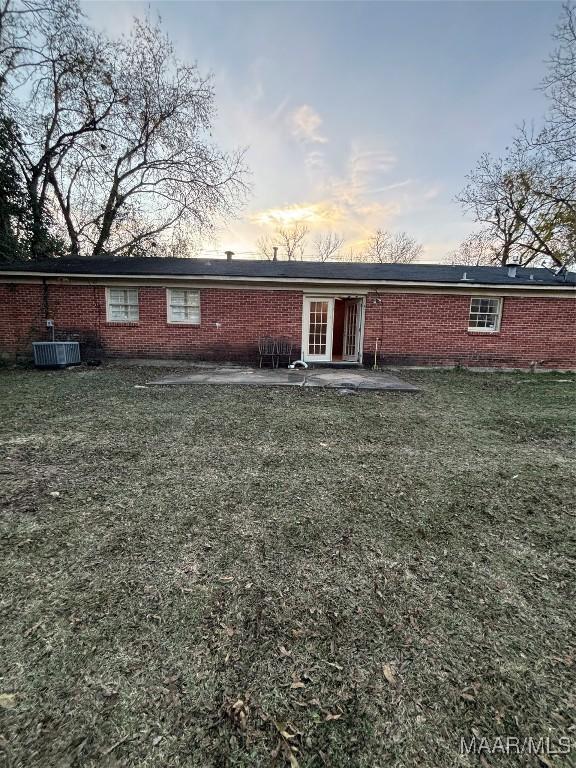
(0, 269), (574, 291)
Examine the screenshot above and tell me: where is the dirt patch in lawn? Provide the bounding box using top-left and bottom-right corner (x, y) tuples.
(0, 366), (575, 767)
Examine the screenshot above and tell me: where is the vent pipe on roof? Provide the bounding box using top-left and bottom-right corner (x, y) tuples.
(507, 264), (517, 278)
(225, 250), (234, 261)
(272, 246), (278, 261)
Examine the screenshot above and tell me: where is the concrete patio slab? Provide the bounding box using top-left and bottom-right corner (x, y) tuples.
(148, 366), (419, 391)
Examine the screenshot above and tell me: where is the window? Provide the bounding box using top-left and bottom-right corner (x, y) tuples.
(167, 288), (200, 324)
(468, 297), (502, 332)
(107, 288), (139, 322)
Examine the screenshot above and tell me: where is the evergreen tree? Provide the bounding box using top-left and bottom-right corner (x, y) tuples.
(0, 114), (26, 261)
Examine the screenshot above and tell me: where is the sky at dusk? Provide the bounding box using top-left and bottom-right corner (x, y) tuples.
(83, 1), (563, 262)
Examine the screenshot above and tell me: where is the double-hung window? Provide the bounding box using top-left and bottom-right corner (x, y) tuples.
(167, 288), (200, 324)
(468, 297), (502, 332)
(107, 288), (139, 322)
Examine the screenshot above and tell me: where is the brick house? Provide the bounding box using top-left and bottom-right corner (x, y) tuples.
(1, 256), (575, 369)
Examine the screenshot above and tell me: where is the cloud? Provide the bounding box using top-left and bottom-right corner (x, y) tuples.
(422, 185), (441, 200)
(243, 135), (409, 251)
(250, 196), (401, 250)
(304, 150), (327, 176)
(197, 78), (441, 258)
(251, 203), (338, 227)
(288, 105), (328, 144)
(369, 179), (413, 195)
(348, 146), (397, 182)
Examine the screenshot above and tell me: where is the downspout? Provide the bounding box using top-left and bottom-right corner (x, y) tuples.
(42, 278), (50, 339)
(42, 277), (49, 318)
(371, 289), (383, 370)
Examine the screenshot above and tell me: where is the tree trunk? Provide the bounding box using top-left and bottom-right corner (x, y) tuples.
(27, 173), (46, 260)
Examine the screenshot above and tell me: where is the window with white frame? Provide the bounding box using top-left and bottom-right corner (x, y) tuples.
(468, 297), (502, 332)
(107, 287), (139, 322)
(167, 288), (200, 324)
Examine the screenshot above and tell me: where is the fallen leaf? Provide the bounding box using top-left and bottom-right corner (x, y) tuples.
(0, 693), (16, 709)
(382, 663), (397, 686)
(290, 681), (305, 689)
(279, 646), (291, 657)
(325, 712), (342, 721)
(460, 692), (475, 702)
(228, 698), (249, 729)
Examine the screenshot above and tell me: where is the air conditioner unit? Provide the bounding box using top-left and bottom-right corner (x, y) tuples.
(32, 341), (81, 368)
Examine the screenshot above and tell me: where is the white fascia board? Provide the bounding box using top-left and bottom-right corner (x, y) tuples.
(0, 270), (575, 294)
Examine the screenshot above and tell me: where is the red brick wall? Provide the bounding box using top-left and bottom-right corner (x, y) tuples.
(0, 283), (303, 361)
(1, 282), (575, 368)
(363, 291), (576, 369)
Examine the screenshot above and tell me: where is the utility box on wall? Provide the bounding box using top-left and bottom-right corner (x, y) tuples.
(32, 342), (81, 368)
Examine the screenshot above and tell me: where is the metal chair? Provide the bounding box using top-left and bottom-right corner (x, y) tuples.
(257, 336), (277, 368)
(275, 337), (294, 368)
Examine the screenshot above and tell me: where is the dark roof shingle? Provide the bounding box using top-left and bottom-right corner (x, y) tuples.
(0, 256), (574, 287)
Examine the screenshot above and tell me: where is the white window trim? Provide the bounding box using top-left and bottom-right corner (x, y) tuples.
(468, 296), (503, 333)
(106, 287), (139, 323)
(166, 288), (201, 325)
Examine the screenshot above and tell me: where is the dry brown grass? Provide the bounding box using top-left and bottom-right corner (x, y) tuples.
(0, 365), (575, 767)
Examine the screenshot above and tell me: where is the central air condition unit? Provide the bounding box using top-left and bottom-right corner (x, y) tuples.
(32, 341), (81, 368)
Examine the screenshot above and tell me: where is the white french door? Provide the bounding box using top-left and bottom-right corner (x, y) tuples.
(302, 297), (334, 362)
(342, 299), (363, 362)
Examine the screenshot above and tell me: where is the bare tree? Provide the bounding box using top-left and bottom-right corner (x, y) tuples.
(276, 222), (308, 260)
(457, 148), (571, 266)
(450, 231), (500, 266)
(1, 0), (103, 256)
(357, 229), (422, 264)
(0, 0), (78, 89)
(256, 233), (276, 260)
(459, 5), (576, 268)
(314, 231), (343, 261)
(535, 3), (576, 165)
(519, 3), (576, 257)
(66, 18), (246, 257)
(256, 221), (309, 260)
(3, 2), (247, 258)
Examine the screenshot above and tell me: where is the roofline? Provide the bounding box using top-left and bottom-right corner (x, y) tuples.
(0, 269), (575, 291)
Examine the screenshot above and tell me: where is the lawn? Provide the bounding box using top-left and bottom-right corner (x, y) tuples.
(0, 365), (575, 768)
